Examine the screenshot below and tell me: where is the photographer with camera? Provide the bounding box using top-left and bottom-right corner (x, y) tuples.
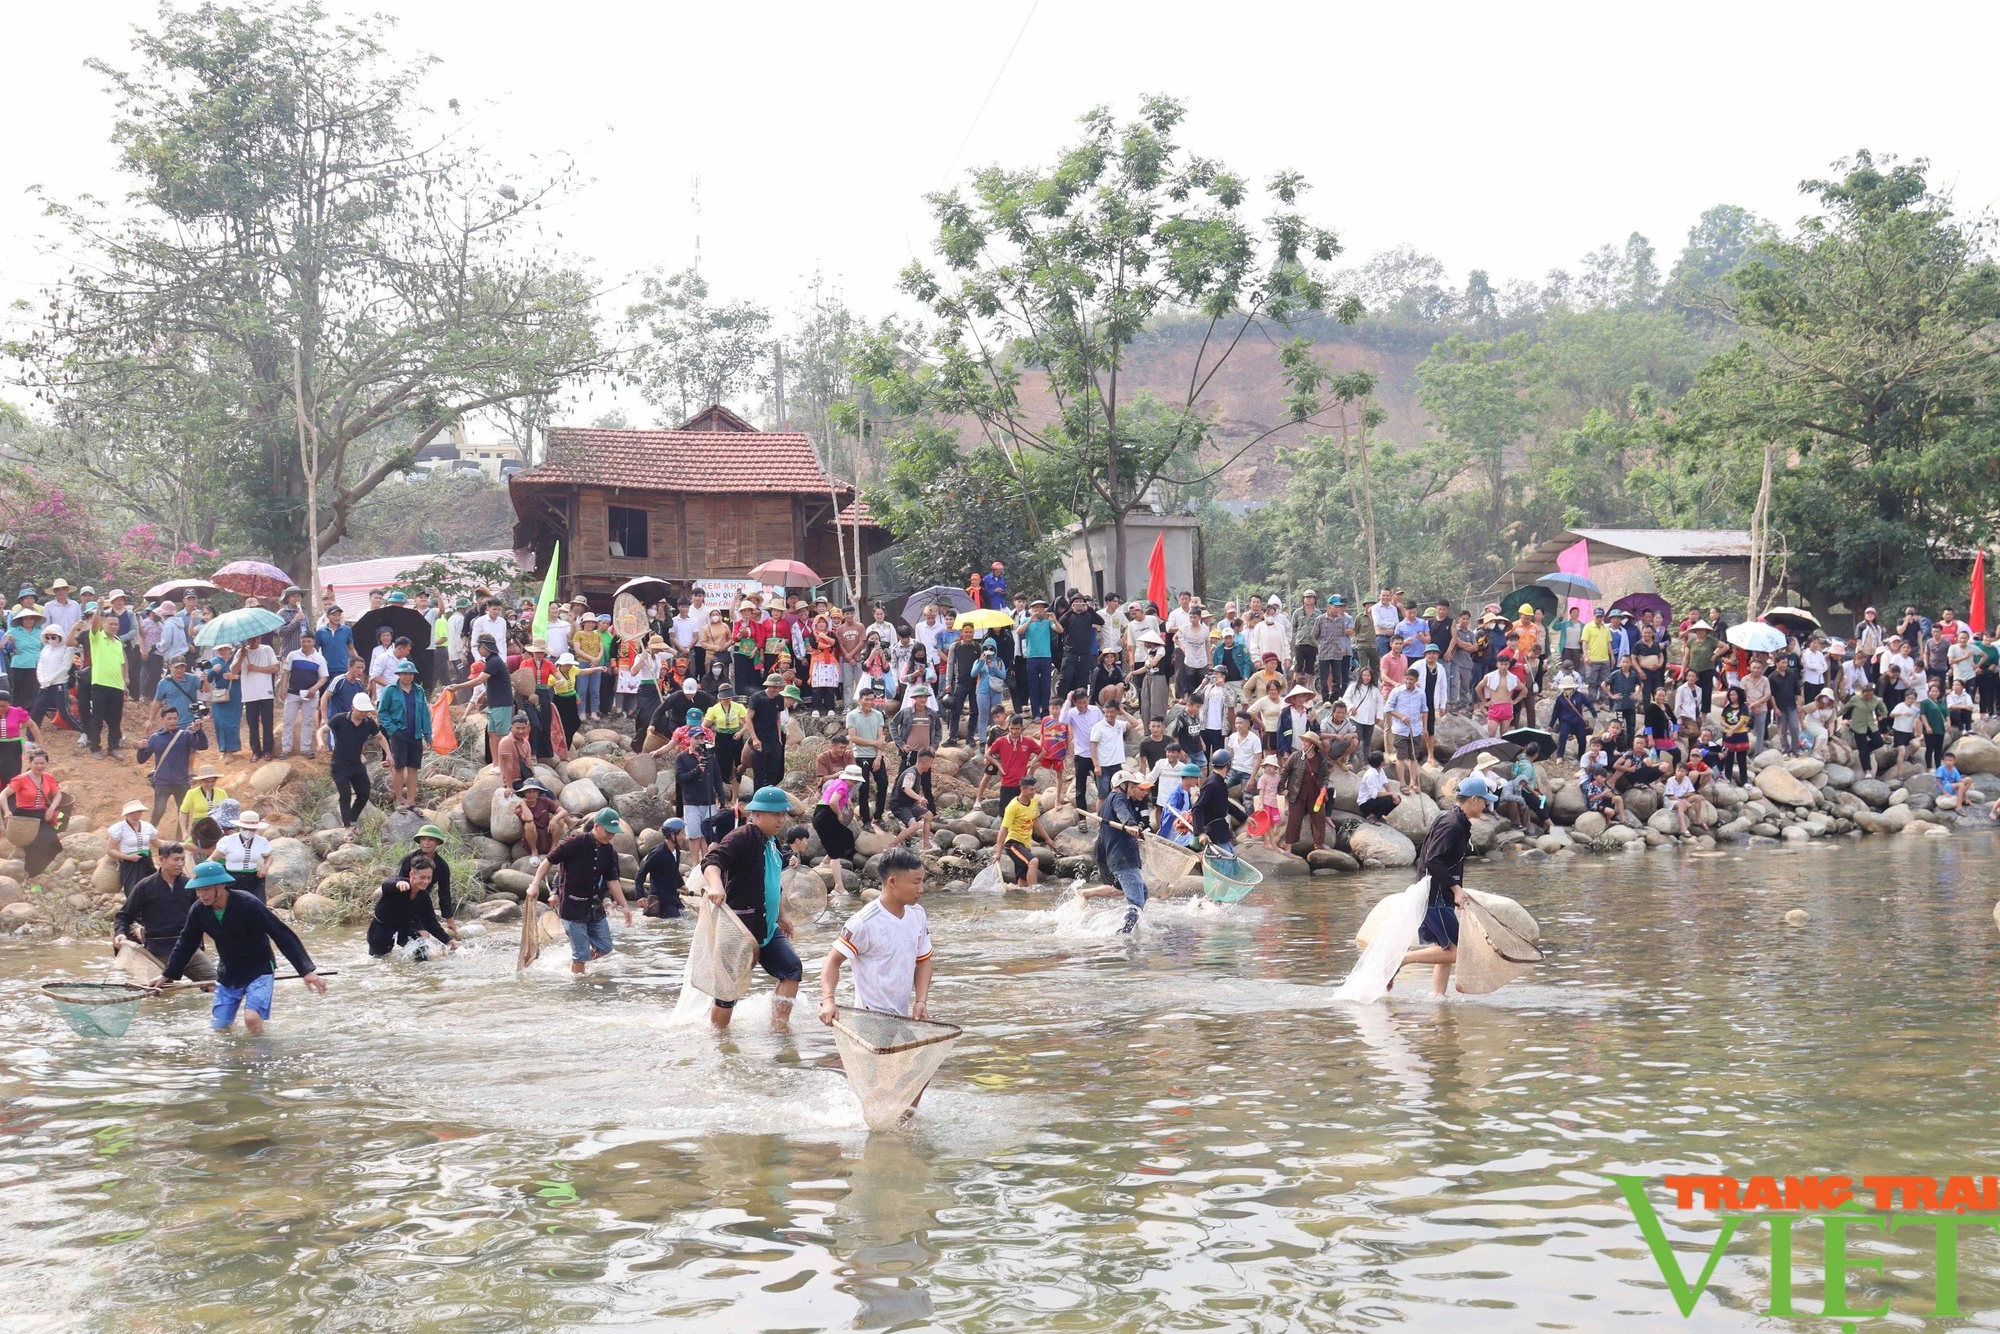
(135, 706), (209, 840)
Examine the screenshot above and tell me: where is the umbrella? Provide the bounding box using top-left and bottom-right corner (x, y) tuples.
(902, 585), (975, 622)
(144, 577), (220, 602)
(210, 560), (295, 600)
(1761, 606), (1821, 637)
(1611, 591), (1672, 624)
(1726, 621), (1788, 654)
(748, 559), (821, 587)
(1535, 571), (1602, 599)
(958, 608), (1015, 632)
(192, 606), (285, 648)
(353, 606), (437, 689)
(613, 576), (676, 607)
(1495, 585), (1558, 621)
(1447, 737), (1521, 769)
(1500, 727), (1558, 759)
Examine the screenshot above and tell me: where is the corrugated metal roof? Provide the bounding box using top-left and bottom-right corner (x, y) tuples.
(319, 548), (515, 616)
(1568, 529), (1753, 559)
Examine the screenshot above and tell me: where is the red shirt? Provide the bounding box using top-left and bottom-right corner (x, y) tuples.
(987, 735), (1042, 786)
(9, 771), (57, 812)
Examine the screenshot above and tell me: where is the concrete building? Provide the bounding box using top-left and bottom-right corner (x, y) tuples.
(1055, 513), (1204, 605)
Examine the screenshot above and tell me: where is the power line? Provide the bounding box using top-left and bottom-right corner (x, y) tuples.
(934, 0), (1039, 194)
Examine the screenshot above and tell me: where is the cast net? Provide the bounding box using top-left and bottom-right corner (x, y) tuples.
(41, 982), (148, 1038)
(829, 1005), (962, 1131)
(781, 867), (829, 923)
(686, 900), (758, 1002)
(1453, 891), (1544, 994)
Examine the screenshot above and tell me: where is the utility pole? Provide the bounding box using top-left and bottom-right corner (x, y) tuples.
(773, 341), (787, 431)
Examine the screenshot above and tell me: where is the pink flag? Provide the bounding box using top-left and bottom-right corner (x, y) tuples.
(1557, 540), (1592, 618)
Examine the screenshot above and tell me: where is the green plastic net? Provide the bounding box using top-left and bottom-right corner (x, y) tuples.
(41, 982), (148, 1038)
(830, 1005), (962, 1131)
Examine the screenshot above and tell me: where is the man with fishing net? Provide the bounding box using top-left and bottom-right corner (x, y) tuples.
(111, 842), (214, 982)
(148, 860), (326, 1033)
(817, 846), (960, 1129)
(699, 785), (804, 1032)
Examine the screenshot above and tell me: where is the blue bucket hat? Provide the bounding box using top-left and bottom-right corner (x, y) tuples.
(1178, 762), (1202, 778)
(746, 786), (791, 813)
(187, 860), (235, 890)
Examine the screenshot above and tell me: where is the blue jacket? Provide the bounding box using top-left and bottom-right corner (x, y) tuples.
(375, 682), (432, 742)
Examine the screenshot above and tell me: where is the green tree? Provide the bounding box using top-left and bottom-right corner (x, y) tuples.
(10, 2), (607, 576)
(1677, 151), (2000, 608)
(625, 266), (770, 424)
(1416, 331), (1545, 538)
(888, 96), (1358, 581)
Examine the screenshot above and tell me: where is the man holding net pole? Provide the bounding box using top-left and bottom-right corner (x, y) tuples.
(148, 860), (326, 1033)
(818, 846), (959, 1129)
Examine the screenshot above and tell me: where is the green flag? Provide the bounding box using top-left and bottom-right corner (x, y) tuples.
(530, 541), (561, 641)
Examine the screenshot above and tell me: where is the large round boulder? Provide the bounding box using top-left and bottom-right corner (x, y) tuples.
(1385, 792), (1440, 843)
(559, 779), (606, 816)
(264, 838), (317, 896)
(611, 787), (668, 832)
(1347, 822), (1416, 867)
(462, 776), (501, 829)
(619, 753), (659, 788)
(1951, 734), (2000, 774)
(1755, 765), (1817, 808)
(1850, 777), (1894, 810)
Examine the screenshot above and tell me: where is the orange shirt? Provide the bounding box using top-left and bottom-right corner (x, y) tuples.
(1512, 619), (1541, 656)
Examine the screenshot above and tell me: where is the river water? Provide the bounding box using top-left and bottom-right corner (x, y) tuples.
(3, 835), (1999, 1333)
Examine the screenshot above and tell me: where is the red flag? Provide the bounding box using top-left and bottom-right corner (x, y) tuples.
(1972, 549), (1987, 635)
(1146, 533), (1169, 611)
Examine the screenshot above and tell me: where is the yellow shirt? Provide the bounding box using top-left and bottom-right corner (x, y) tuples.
(704, 701), (748, 736)
(1001, 795), (1041, 845)
(1580, 621), (1613, 663)
(181, 784), (230, 820)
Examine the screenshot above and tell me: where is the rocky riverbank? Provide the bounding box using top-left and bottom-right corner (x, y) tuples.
(8, 709), (1997, 940)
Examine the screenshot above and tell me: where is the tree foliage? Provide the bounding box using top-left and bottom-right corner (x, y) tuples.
(8, 2), (608, 576)
(625, 267), (770, 424)
(1674, 151), (2000, 608)
(879, 96), (1359, 578)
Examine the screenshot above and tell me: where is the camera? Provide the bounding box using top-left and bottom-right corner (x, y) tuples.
(190, 702), (212, 720)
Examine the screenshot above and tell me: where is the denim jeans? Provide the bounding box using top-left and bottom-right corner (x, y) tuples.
(576, 671), (601, 715)
(564, 916), (614, 963)
(975, 688), (1003, 742)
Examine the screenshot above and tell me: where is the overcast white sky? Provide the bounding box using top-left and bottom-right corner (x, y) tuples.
(7, 1), (1999, 421)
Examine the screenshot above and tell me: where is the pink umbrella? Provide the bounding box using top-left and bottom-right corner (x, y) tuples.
(144, 577), (220, 601)
(210, 560), (296, 600)
(748, 559), (821, 587)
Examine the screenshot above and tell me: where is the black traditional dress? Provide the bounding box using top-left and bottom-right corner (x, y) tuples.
(1414, 807), (1472, 948)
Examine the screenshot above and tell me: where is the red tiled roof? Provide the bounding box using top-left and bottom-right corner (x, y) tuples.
(836, 498), (885, 529)
(512, 426), (843, 495)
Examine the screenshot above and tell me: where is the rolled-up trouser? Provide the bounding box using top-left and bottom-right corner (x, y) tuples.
(711, 932), (803, 1008)
(1112, 864), (1148, 910)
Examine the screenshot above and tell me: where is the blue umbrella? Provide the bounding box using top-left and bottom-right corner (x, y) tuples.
(1536, 571), (1603, 599)
(193, 606), (285, 647)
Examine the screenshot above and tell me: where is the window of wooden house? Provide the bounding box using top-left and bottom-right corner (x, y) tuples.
(608, 506), (649, 560)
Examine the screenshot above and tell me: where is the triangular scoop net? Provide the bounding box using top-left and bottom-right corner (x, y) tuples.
(830, 1005), (962, 1131)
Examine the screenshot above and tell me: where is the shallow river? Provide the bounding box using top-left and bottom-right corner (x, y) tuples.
(4, 835), (1999, 1333)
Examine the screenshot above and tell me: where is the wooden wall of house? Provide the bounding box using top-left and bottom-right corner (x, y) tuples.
(565, 487), (805, 580)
